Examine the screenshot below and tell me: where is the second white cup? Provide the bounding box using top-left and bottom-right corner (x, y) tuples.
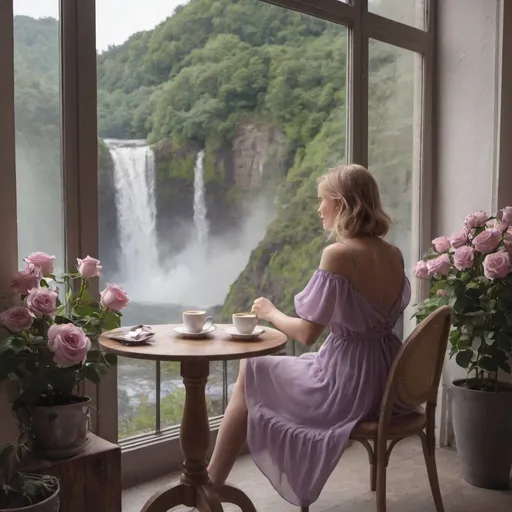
(232, 312), (258, 335)
(183, 310), (214, 334)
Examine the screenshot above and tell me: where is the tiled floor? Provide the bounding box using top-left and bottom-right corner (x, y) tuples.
(123, 438), (512, 511)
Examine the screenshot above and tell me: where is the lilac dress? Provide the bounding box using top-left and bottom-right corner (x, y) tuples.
(245, 269), (411, 507)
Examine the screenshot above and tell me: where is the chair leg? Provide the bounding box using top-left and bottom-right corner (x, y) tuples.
(370, 462), (377, 492)
(375, 459), (387, 512)
(375, 440), (387, 512)
(420, 432), (445, 512)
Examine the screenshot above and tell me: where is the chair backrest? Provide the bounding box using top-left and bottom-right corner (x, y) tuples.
(380, 305), (453, 420)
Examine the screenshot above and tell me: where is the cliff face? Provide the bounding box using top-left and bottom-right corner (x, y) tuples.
(232, 124), (286, 189)
(153, 123), (288, 255)
(98, 140), (119, 277)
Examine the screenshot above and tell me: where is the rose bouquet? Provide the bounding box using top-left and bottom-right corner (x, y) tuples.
(414, 208), (512, 390)
(0, 252), (129, 431)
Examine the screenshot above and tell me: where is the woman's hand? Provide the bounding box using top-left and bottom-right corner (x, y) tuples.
(251, 297), (277, 321)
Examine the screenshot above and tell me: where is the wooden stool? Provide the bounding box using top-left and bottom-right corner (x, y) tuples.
(22, 433), (121, 512)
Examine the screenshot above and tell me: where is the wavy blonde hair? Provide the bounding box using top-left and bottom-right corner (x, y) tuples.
(317, 164), (391, 240)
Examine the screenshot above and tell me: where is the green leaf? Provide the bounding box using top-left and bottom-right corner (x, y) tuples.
(455, 350), (473, 369)
(83, 365), (101, 384)
(454, 296), (471, 312)
(73, 306), (99, 317)
(471, 336), (482, 350)
(449, 329), (460, 347)
(101, 310), (122, 331)
(458, 334), (471, 350)
(10, 337), (27, 353)
(498, 361), (512, 373)
(477, 356), (499, 373)
(496, 332), (512, 351)
(54, 315), (71, 325)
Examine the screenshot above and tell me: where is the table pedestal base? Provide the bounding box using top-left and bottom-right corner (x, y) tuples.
(141, 482), (257, 512)
(140, 360), (257, 512)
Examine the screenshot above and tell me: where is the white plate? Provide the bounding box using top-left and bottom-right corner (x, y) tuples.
(225, 326), (265, 341)
(173, 324), (217, 339)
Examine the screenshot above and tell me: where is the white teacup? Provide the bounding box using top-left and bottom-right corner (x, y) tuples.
(182, 310), (214, 334)
(232, 313), (259, 335)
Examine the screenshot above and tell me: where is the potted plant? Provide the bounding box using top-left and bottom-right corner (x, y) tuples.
(0, 443), (59, 511)
(414, 207), (512, 489)
(0, 253), (129, 460)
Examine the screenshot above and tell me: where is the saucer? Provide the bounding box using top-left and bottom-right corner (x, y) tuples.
(173, 324), (217, 339)
(225, 326), (265, 341)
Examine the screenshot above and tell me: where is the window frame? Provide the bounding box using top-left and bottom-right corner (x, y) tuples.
(0, 0), (436, 485)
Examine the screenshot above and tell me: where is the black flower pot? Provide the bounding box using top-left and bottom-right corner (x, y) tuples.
(451, 379), (512, 489)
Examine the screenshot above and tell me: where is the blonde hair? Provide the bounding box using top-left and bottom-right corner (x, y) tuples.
(317, 163), (391, 240)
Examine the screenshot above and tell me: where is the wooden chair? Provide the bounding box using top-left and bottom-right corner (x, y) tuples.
(300, 305), (452, 512)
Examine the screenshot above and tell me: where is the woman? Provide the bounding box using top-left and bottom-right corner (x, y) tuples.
(208, 164), (410, 507)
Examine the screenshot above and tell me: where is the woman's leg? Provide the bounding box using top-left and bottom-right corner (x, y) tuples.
(207, 360), (248, 485)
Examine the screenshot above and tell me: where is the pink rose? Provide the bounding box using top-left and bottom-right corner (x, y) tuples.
(77, 256), (102, 278)
(502, 206), (512, 225)
(0, 307), (33, 333)
(100, 284), (129, 311)
(433, 236), (451, 253)
(483, 252), (511, 280)
(24, 252), (55, 277)
(437, 289), (447, 297)
(453, 246), (475, 271)
(414, 260), (429, 279)
(48, 324), (91, 367)
(464, 211), (489, 229)
(450, 230), (468, 249)
(472, 229), (501, 253)
(486, 218), (508, 232)
(11, 264), (41, 295)
(504, 227), (512, 254)
(427, 254), (451, 276)
(26, 288), (58, 318)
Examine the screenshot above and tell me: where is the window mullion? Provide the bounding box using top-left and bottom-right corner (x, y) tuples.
(0, 1), (19, 305)
(262, 0), (356, 25)
(367, 12), (430, 54)
(348, 0), (368, 166)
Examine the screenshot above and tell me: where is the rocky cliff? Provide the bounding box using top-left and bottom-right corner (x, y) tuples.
(98, 139), (119, 277)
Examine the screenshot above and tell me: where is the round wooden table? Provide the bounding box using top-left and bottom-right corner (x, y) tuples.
(99, 324), (287, 512)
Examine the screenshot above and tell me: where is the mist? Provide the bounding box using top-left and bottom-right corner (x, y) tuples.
(111, 193), (275, 307)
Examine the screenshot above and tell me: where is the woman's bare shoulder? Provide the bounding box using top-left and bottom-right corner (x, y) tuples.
(319, 243), (353, 275)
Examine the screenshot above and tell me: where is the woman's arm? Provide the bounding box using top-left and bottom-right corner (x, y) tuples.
(252, 298), (324, 346)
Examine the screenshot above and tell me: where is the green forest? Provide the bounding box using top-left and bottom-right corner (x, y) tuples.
(14, 0), (414, 436)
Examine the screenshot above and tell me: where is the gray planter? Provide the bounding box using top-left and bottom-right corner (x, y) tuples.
(451, 379), (512, 489)
(1, 474), (59, 512)
(31, 396), (90, 460)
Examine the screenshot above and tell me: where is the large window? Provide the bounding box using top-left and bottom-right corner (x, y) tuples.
(1, 0), (434, 482)
(96, 0), (348, 439)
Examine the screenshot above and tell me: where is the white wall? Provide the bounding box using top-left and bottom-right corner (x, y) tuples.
(434, 0), (512, 445)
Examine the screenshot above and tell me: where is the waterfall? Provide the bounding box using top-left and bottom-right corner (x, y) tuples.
(103, 142), (272, 307)
(106, 139), (161, 296)
(193, 150), (209, 251)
